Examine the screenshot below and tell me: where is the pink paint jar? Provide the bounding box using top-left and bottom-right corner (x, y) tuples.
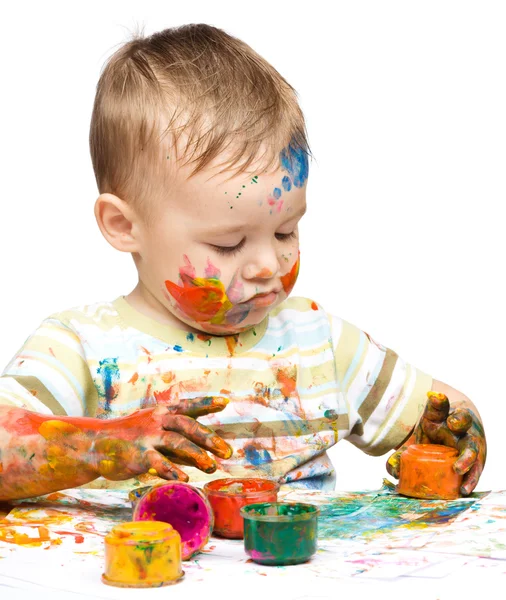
(204, 478), (279, 539)
(131, 482), (213, 560)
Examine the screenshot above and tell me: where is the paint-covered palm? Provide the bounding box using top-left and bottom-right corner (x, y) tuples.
(92, 396), (233, 481)
(387, 392), (486, 496)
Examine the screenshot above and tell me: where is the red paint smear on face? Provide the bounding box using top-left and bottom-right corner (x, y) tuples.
(280, 253), (300, 295)
(165, 273), (232, 324)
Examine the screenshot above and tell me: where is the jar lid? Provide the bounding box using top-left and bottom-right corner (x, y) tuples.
(105, 521), (180, 546)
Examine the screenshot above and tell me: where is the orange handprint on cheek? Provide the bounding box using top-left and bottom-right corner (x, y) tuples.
(280, 252), (300, 296)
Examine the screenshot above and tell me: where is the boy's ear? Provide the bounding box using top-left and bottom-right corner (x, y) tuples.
(94, 193), (141, 253)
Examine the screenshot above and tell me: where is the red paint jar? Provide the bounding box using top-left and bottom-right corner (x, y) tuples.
(204, 478), (279, 539)
(397, 444), (463, 500)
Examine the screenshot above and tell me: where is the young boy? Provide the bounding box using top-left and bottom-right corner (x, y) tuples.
(0, 24), (485, 501)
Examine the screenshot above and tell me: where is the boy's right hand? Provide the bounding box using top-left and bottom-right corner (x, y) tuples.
(92, 396), (232, 482)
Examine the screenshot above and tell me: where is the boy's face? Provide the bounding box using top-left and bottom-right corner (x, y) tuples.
(134, 145), (308, 336)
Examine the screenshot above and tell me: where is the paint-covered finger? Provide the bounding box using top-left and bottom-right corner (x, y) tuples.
(414, 427), (431, 445)
(460, 460), (483, 496)
(144, 449), (189, 482)
(166, 396), (230, 418)
(386, 450), (402, 479)
(454, 443), (478, 476)
(421, 421), (460, 448)
(156, 431), (218, 473)
(162, 414), (233, 459)
(447, 409), (473, 436)
(424, 392), (450, 422)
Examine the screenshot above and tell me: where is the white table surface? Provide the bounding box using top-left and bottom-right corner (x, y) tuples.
(0, 484), (505, 600)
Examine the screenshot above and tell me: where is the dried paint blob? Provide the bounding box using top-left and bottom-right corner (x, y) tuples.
(131, 483), (213, 560)
(240, 502), (319, 566)
(397, 444), (462, 500)
(204, 478), (279, 539)
(102, 521), (183, 588)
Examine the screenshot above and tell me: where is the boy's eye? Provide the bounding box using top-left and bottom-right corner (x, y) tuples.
(275, 231), (297, 242)
(210, 238), (246, 256)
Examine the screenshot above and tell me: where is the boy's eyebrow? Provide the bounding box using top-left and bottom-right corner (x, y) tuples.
(203, 205), (307, 236)
(204, 224), (246, 235)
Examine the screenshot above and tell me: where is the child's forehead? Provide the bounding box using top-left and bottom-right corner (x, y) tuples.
(173, 161), (287, 204)
(163, 161), (306, 230)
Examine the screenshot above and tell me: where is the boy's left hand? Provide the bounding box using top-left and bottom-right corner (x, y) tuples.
(387, 389), (486, 496)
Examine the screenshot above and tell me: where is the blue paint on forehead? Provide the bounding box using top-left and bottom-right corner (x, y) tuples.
(282, 176), (292, 192)
(273, 187), (282, 200)
(280, 143), (309, 188)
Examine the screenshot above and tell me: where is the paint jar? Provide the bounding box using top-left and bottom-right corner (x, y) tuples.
(204, 478), (280, 539)
(131, 482), (213, 560)
(397, 443), (462, 500)
(102, 521), (183, 588)
(240, 502), (319, 566)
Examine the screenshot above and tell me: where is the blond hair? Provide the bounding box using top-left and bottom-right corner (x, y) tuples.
(89, 23), (310, 212)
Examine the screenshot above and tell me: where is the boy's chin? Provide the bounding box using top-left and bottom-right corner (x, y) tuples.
(194, 319), (261, 337)
(188, 309), (271, 337)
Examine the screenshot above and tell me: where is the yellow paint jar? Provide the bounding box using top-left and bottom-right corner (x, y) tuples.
(102, 521), (184, 588)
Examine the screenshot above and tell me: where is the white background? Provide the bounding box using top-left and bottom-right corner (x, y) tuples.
(1, 0), (505, 494)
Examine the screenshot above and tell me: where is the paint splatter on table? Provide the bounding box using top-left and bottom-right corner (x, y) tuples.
(0, 483), (505, 598)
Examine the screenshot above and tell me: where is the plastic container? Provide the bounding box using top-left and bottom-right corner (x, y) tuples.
(397, 443), (462, 500)
(240, 502), (319, 566)
(102, 521), (183, 588)
(204, 478), (279, 539)
(131, 482), (213, 560)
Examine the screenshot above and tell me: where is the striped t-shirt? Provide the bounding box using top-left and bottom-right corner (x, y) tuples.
(0, 296), (432, 491)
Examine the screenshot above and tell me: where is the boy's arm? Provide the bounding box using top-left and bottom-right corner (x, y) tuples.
(386, 379), (486, 495)
(0, 398), (232, 501)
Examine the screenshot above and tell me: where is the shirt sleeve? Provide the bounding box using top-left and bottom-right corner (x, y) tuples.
(330, 315), (432, 456)
(0, 316), (98, 416)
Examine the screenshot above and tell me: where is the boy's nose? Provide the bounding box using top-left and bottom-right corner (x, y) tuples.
(242, 254), (280, 281)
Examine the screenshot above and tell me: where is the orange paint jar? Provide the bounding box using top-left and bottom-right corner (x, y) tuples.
(397, 444), (462, 500)
(102, 521), (184, 588)
(204, 478), (279, 539)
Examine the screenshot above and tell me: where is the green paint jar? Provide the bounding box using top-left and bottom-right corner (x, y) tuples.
(240, 502), (319, 566)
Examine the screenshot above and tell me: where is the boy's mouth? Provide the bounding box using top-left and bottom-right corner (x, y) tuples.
(243, 290), (279, 307)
